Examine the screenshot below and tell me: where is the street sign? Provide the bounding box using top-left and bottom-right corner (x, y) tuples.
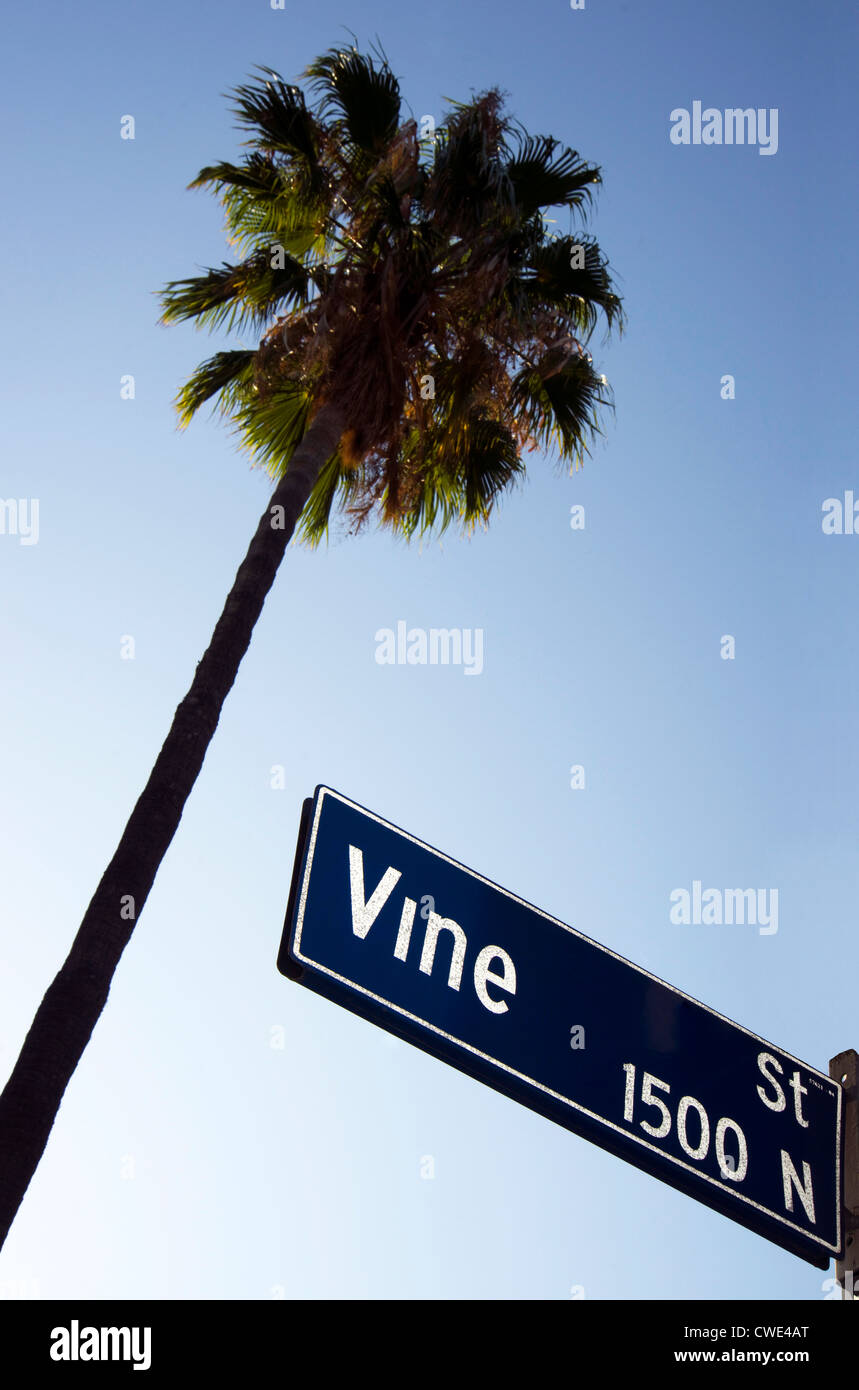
(277, 786), (844, 1267)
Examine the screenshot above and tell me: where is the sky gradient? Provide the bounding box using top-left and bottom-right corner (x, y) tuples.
(0, 0), (856, 1299)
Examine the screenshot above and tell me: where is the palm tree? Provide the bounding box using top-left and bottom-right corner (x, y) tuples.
(0, 42), (622, 1249)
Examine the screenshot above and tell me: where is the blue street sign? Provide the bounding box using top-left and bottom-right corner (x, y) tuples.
(277, 787), (843, 1267)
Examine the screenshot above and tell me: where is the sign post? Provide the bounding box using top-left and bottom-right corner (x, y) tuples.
(829, 1049), (858, 1297)
(278, 787), (844, 1268)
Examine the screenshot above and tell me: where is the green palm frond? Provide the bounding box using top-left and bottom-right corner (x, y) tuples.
(506, 135), (600, 220)
(189, 152), (330, 259)
(189, 154), (283, 198)
(431, 345), (497, 427)
(360, 173), (410, 234)
(394, 420), (518, 536)
(231, 69), (322, 172)
(160, 249), (311, 333)
(424, 92), (514, 236)
(234, 382), (313, 478)
(517, 235), (623, 338)
(296, 448), (360, 543)
(304, 45), (401, 156)
(512, 356), (612, 465)
(174, 350), (255, 427)
(160, 263), (252, 332)
(242, 250), (313, 313)
(455, 418), (524, 524)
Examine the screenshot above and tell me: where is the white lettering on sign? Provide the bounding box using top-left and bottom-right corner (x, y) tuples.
(419, 914), (467, 990)
(756, 1052), (786, 1112)
(473, 945), (517, 1014)
(676, 1095), (710, 1161)
(788, 1072), (809, 1129)
(715, 1117), (748, 1182)
(622, 1057), (820, 1223)
(781, 1152), (816, 1223)
(394, 897), (416, 961)
(347, 846), (516, 1014)
(348, 846), (401, 938)
(622, 1062), (749, 1182)
(756, 1052), (810, 1126)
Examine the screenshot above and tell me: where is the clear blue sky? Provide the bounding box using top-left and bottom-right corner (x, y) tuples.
(0, 0), (856, 1299)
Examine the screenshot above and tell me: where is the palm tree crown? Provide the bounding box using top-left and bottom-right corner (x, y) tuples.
(161, 44), (623, 540)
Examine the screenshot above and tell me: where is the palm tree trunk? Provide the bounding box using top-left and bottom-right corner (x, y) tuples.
(0, 400), (346, 1250)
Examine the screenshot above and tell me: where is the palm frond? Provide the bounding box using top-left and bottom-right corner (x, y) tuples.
(160, 263), (251, 332)
(304, 45), (401, 155)
(512, 356), (612, 465)
(231, 69), (322, 170)
(455, 418), (524, 525)
(506, 135), (600, 220)
(174, 350), (256, 427)
(296, 448), (360, 543)
(234, 383), (313, 478)
(190, 151), (330, 259)
(424, 90), (514, 235)
(517, 235), (623, 337)
(188, 154), (282, 197)
(160, 249), (311, 334)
